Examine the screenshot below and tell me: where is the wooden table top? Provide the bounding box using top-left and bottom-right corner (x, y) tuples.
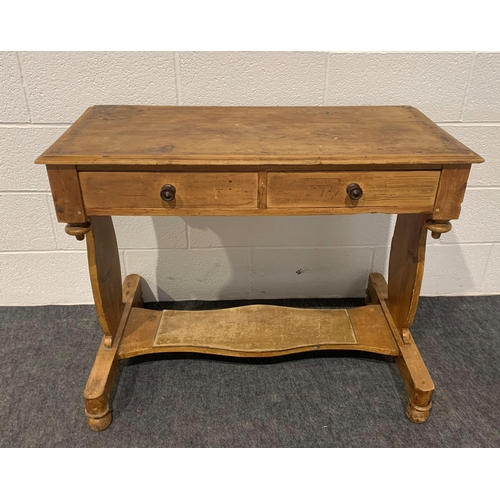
(35, 105), (484, 166)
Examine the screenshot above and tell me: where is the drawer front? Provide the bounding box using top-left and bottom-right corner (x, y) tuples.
(267, 171), (440, 210)
(80, 171), (259, 212)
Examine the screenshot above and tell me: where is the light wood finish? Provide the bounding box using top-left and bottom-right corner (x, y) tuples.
(37, 105), (484, 430)
(46, 165), (86, 223)
(433, 165), (471, 220)
(118, 304), (397, 359)
(153, 305), (358, 353)
(384, 212), (435, 419)
(396, 328), (435, 424)
(80, 171), (259, 212)
(387, 214), (428, 337)
(347, 305), (397, 356)
(368, 273), (434, 423)
(35, 106), (484, 166)
(365, 271), (388, 305)
(258, 171), (267, 208)
(65, 222), (91, 241)
(81, 206), (445, 217)
(267, 171), (439, 210)
(374, 278), (411, 345)
(425, 219), (453, 239)
(80, 169), (441, 216)
(76, 163), (446, 173)
(118, 308), (160, 358)
(86, 216), (124, 348)
(83, 274), (142, 431)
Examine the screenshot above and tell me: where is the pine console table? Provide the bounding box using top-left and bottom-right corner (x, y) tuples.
(36, 105), (483, 431)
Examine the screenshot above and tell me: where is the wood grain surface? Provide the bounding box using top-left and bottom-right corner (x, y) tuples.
(118, 304), (397, 358)
(46, 165), (86, 222)
(367, 272), (434, 423)
(267, 171), (439, 209)
(433, 164), (471, 220)
(387, 214), (428, 333)
(80, 171), (259, 211)
(83, 274), (143, 431)
(39, 104), (478, 429)
(154, 305), (358, 351)
(86, 216), (124, 344)
(35, 105), (484, 166)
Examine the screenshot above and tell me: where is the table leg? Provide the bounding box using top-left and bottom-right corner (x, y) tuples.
(79, 216), (143, 430)
(83, 273), (143, 431)
(387, 214), (435, 423)
(86, 216), (124, 348)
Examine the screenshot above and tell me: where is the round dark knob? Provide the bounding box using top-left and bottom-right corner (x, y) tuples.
(346, 183), (363, 201)
(160, 184), (176, 202)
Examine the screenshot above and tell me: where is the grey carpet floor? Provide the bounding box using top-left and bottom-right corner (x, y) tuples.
(1, 296), (499, 448)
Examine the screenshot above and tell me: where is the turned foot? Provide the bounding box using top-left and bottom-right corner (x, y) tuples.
(85, 393), (113, 432)
(87, 411), (113, 431)
(406, 399), (432, 424)
(83, 274), (143, 431)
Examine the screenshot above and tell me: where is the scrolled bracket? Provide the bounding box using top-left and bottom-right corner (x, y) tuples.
(425, 219), (452, 240)
(65, 221), (91, 241)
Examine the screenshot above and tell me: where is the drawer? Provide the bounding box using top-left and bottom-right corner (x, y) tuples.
(267, 171), (440, 210)
(79, 171), (259, 213)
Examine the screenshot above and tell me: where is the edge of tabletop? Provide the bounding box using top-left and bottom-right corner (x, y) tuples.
(33, 105), (485, 166)
(34, 155), (485, 166)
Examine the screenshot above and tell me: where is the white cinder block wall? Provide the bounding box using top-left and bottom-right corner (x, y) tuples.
(1, 52), (499, 305)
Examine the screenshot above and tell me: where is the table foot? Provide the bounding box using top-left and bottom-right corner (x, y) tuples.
(83, 274), (142, 431)
(406, 400), (432, 424)
(84, 390), (114, 432)
(87, 410), (113, 431)
(366, 273), (435, 423)
(395, 334), (434, 423)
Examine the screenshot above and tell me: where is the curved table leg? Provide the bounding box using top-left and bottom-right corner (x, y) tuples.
(79, 216), (143, 431)
(86, 216), (124, 348)
(387, 213), (434, 422)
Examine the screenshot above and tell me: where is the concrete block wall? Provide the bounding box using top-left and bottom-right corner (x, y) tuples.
(1, 51), (499, 305)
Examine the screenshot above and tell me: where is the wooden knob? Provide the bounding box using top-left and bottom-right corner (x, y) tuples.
(347, 183), (363, 200)
(160, 184), (176, 202)
(425, 220), (452, 239)
(65, 222), (91, 241)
